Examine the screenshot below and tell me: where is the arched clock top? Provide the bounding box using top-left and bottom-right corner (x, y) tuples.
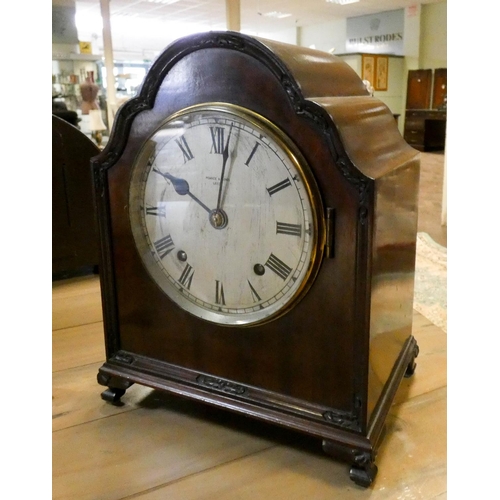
(96, 32), (373, 179)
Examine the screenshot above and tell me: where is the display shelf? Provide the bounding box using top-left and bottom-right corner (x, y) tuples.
(52, 57), (101, 112)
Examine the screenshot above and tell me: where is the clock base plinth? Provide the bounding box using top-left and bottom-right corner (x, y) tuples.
(94, 338), (412, 487)
(96, 337), (419, 486)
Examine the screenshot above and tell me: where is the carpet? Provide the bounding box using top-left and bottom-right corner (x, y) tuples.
(413, 232), (447, 332)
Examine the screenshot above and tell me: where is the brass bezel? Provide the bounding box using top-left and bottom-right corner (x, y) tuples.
(129, 103), (325, 326)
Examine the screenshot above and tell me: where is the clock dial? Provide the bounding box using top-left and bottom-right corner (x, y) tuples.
(129, 104), (323, 325)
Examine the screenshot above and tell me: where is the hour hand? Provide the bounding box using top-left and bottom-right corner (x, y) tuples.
(153, 168), (210, 213)
(153, 168), (189, 195)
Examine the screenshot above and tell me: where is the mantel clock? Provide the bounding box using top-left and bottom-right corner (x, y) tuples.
(93, 32), (420, 487)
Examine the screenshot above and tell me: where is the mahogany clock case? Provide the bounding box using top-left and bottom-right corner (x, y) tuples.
(93, 32), (420, 486)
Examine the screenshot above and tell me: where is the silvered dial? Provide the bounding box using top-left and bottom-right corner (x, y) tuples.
(129, 104), (323, 326)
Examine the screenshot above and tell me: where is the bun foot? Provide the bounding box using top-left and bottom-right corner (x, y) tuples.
(101, 387), (126, 404)
(404, 342), (420, 378)
(350, 462), (378, 487)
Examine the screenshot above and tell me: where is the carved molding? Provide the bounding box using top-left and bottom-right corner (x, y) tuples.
(196, 375), (247, 396)
(323, 393), (364, 431)
(336, 156), (371, 224)
(113, 351), (134, 365)
(323, 409), (360, 431)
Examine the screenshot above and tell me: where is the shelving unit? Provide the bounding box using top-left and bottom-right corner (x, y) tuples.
(52, 52), (102, 111)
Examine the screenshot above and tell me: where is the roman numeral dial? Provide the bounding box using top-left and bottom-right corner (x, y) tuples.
(178, 263), (194, 290)
(276, 222), (302, 237)
(267, 178), (291, 196)
(245, 142), (260, 166)
(215, 280), (226, 305)
(175, 136), (194, 163)
(146, 205), (166, 218)
(265, 253), (293, 281)
(210, 126), (225, 154)
(129, 105), (321, 326)
(247, 280), (262, 303)
(153, 235), (175, 259)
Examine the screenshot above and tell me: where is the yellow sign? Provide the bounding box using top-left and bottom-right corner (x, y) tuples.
(79, 41), (92, 54)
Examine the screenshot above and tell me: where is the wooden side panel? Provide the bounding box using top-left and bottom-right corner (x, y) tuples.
(367, 161), (420, 419)
(312, 97), (419, 422)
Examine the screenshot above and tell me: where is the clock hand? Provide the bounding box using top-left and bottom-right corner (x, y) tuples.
(153, 168), (211, 214)
(216, 123), (234, 212)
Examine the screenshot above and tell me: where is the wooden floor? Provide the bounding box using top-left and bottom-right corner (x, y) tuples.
(52, 153), (447, 499)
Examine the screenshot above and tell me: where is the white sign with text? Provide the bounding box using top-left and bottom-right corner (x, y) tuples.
(346, 9), (404, 55)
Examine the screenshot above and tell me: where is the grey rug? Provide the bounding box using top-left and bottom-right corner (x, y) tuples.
(414, 232), (447, 332)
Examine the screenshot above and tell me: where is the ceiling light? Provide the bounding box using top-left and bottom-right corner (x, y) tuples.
(326, 0), (360, 5)
(262, 11), (292, 19)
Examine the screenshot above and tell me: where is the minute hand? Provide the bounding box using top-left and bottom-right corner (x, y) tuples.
(153, 168), (211, 214)
(216, 123), (234, 211)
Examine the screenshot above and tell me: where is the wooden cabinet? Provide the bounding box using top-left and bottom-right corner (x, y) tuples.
(432, 68), (447, 110)
(52, 115), (101, 279)
(406, 69), (432, 109)
(404, 68), (447, 151)
(404, 110), (446, 152)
